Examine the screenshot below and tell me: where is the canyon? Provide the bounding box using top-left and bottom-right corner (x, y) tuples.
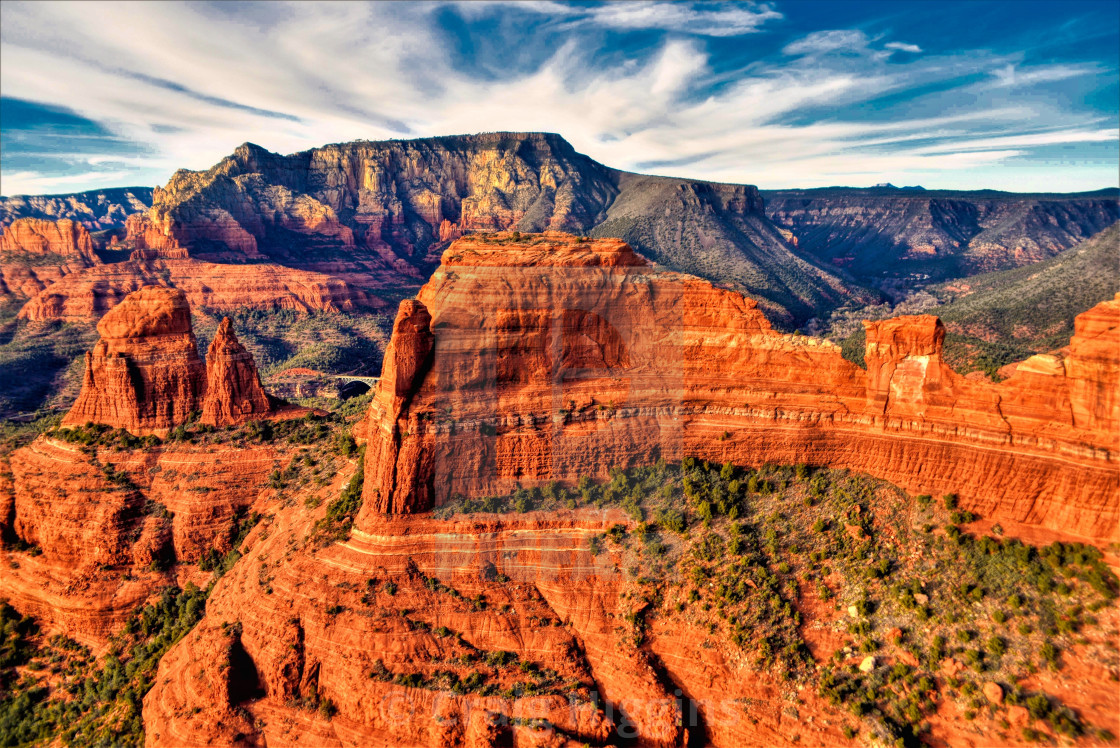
(0, 138), (1117, 748)
(2, 232), (1115, 747)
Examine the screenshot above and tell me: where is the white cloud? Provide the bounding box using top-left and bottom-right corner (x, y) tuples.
(0, 1), (1115, 194)
(580, 1), (782, 36)
(989, 62), (1098, 87)
(885, 41), (922, 54)
(1, 169), (135, 195)
(783, 30), (871, 56)
(460, 1), (783, 36)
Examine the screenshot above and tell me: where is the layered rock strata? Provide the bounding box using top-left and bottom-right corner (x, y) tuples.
(116, 133), (865, 325)
(359, 232), (1119, 539)
(0, 436), (281, 643)
(62, 286), (276, 435)
(143, 497), (867, 748)
(0, 217), (100, 299)
(17, 256), (374, 322)
(0, 217), (98, 261)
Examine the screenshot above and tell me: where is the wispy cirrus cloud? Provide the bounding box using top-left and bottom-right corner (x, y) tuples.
(885, 41), (922, 54)
(0, 0), (1116, 196)
(456, 1), (783, 36)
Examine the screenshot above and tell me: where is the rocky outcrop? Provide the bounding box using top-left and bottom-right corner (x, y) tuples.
(1041, 292), (1119, 436)
(63, 286), (276, 435)
(63, 287), (207, 435)
(358, 232), (1118, 539)
(0, 187), (153, 231)
(763, 187), (1120, 283)
(363, 300), (433, 514)
(0, 218), (98, 261)
(0, 436), (282, 643)
(200, 317), (272, 426)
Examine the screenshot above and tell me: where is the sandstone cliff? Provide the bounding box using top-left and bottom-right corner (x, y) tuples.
(1, 435), (283, 643)
(120, 133), (866, 326)
(358, 232), (1118, 539)
(63, 287), (207, 435)
(16, 256), (374, 322)
(0, 218), (100, 299)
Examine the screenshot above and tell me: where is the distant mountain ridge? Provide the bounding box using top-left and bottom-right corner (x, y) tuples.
(125, 132), (870, 325)
(763, 187), (1118, 283)
(932, 221), (1120, 371)
(0, 187), (154, 232)
(3, 135), (1117, 328)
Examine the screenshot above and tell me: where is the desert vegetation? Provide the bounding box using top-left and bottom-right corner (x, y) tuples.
(0, 587), (207, 747)
(440, 459), (1119, 746)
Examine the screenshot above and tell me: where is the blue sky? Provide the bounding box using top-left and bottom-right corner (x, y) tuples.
(1, 0), (1117, 196)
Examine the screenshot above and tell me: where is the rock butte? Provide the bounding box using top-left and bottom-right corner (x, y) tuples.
(1, 289), (293, 642)
(360, 232), (1118, 539)
(63, 286), (275, 435)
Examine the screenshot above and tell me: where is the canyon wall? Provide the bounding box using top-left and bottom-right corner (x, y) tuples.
(1, 436), (280, 643)
(16, 255), (375, 322)
(0, 217), (100, 299)
(112, 133), (864, 325)
(359, 232), (1119, 539)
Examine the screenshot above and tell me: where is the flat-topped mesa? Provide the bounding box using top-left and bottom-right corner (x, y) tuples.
(443, 231), (650, 267)
(358, 232), (1119, 539)
(0, 218), (102, 299)
(200, 317), (273, 426)
(64, 287), (275, 435)
(0, 217), (98, 263)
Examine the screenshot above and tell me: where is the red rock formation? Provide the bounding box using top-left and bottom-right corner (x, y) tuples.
(200, 317), (272, 426)
(63, 286), (206, 435)
(357, 232), (1118, 539)
(17, 256), (377, 322)
(0, 218), (98, 262)
(0, 218), (101, 299)
(1065, 292), (1120, 436)
(362, 300), (433, 514)
(61, 287), (282, 435)
(0, 436), (282, 643)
